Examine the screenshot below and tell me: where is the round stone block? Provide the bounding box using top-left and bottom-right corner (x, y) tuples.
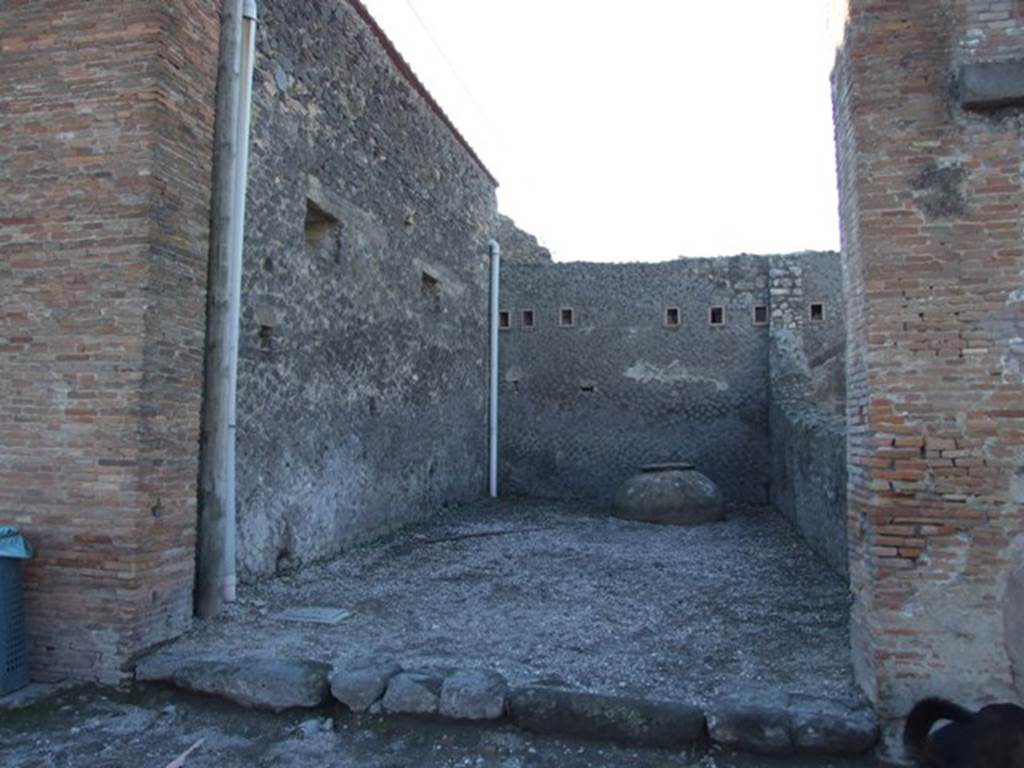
(612, 463), (724, 525)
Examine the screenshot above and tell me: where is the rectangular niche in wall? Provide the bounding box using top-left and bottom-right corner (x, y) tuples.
(304, 199), (339, 260)
(499, 310), (511, 330)
(664, 306), (681, 327)
(521, 308), (536, 330)
(421, 269), (441, 313)
(559, 307), (576, 327)
(709, 306), (725, 326)
(753, 304), (768, 325)
(809, 302), (825, 322)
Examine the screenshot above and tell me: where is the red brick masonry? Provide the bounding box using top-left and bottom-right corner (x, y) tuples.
(0, 0), (219, 682)
(833, 0), (1024, 718)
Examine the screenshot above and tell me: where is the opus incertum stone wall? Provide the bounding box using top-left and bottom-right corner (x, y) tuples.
(234, 0), (500, 578)
(494, 214), (552, 265)
(768, 253), (848, 578)
(499, 255), (844, 508)
(833, 0), (1024, 732)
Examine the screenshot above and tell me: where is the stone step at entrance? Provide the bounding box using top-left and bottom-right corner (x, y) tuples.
(135, 653), (879, 759)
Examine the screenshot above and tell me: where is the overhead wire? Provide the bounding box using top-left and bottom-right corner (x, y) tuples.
(401, 0), (495, 130)
(398, 0), (551, 251)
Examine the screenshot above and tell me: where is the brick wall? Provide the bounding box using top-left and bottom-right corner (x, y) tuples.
(0, 0), (219, 681)
(833, 0), (1024, 728)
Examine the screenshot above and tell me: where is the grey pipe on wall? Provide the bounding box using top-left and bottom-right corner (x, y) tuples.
(196, 0), (258, 618)
(489, 239), (501, 498)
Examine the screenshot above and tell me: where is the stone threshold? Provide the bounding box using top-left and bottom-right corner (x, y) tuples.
(134, 654), (879, 759)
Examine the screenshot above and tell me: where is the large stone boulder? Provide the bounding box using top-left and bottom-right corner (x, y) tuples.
(135, 655), (331, 712)
(440, 669), (508, 720)
(613, 463), (724, 525)
(381, 672), (443, 715)
(330, 661), (402, 712)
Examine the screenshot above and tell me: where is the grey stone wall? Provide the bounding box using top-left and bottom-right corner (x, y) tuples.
(227, 0), (849, 583)
(767, 253), (848, 578)
(495, 214), (552, 264)
(498, 257), (772, 504)
(498, 252), (848, 569)
(235, 0), (498, 579)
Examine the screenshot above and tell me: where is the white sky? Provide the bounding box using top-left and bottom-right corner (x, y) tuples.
(361, 0), (842, 262)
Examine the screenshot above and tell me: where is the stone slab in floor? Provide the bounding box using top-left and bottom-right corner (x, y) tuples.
(146, 499), (860, 711)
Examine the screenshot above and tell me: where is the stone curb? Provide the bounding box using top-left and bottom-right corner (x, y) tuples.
(706, 691), (880, 757)
(135, 654), (878, 757)
(508, 685), (705, 750)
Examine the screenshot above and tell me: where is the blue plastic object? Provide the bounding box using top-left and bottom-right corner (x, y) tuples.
(0, 528), (32, 559)
(0, 527), (31, 696)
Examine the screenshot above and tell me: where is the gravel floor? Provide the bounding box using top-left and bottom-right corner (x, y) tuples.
(154, 498), (861, 709)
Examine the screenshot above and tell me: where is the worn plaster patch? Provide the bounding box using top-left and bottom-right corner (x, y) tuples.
(910, 161), (966, 219)
(1004, 536), (1024, 698)
(623, 360), (729, 391)
(916, 530), (970, 585)
(1002, 337), (1024, 384)
(1013, 467), (1024, 504)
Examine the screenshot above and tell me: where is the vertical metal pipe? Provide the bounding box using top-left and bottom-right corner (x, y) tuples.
(196, 0), (257, 619)
(222, 0), (258, 604)
(488, 239), (501, 497)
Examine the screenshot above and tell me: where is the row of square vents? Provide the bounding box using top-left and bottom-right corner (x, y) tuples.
(499, 303), (826, 330)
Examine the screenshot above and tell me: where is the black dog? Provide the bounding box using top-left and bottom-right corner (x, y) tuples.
(903, 697), (1024, 767)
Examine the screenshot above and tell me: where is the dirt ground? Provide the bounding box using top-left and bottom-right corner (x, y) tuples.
(0, 684), (884, 768)
(150, 498), (861, 708)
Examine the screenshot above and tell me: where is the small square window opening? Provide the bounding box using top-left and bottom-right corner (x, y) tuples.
(305, 199), (339, 260)
(421, 271), (441, 313)
(810, 303), (825, 322)
(665, 306), (681, 327)
(499, 310), (511, 330)
(421, 271), (440, 295)
(559, 307), (576, 327)
(521, 309), (536, 329)
(753, 305), (768, 325)
(709, 306), (725, 326)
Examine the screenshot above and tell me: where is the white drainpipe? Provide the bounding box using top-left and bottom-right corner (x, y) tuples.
(488, 239), (501, 497)
(197, 0), (258, 619)
(222, 0), (258, 603)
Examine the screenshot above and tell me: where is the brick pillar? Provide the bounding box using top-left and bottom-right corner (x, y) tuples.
(0, 1), (219, 681)
(833, 0), (1024, 728)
